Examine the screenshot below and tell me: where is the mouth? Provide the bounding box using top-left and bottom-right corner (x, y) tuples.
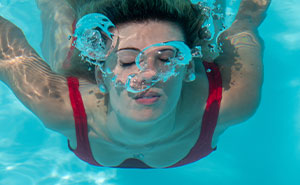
(134, 91), (161, 105)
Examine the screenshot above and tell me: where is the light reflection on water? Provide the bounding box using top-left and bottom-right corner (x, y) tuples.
(272, 0), (300, 50)
(0, 76), (116, 184)
(0, 85), (117, 184)
(0, 1), (117, 182)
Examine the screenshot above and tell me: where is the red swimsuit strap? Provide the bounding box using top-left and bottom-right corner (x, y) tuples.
(168, 61), (223, 168)
(67, 77), (102, 166)
(65, 20), (101, 165)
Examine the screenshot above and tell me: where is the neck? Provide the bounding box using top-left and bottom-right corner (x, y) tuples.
(105, 104), (179, 147)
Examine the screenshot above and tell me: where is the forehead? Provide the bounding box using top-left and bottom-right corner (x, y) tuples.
(116, 20), (185, 50)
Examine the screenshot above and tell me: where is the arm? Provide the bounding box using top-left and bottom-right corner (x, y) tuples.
(36, 0), (95, 82)
(0, 16), (74, 132)
(36, 0), (75, 74)
(215, 0), (271, 126)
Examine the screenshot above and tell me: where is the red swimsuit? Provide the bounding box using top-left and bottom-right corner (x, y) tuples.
(66, 61), (222, 168)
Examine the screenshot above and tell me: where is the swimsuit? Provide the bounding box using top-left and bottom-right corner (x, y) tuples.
(66, 61), (222, 168)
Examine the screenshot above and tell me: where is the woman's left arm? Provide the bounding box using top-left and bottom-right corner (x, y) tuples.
(215, 0), (271, 126)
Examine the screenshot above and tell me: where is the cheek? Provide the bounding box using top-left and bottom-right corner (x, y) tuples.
(162, 75), (184, 101)
(115, 68), (134, 83)
(108, 87), (126, 113)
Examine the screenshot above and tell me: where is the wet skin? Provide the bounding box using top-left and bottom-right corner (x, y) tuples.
(0, 0), (270, 167)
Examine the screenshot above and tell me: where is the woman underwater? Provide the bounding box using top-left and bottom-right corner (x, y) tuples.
(0, 0), (270, 168)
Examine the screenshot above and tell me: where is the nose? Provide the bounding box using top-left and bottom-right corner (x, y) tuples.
(139, 56), (159, 82)
(127, 56), (161, 92)
(140, 69), (159, 83)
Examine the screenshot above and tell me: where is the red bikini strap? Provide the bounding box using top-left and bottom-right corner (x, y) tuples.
(200, 61), (223, 146)
(67, 77), (102, 166)
(168, 61), (223, 168)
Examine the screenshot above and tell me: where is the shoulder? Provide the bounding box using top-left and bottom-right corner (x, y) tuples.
(41, 77), (104, 134)
(78, 79), (108, 123)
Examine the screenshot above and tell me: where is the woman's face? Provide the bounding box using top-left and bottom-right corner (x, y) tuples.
(101, 20), (189, 122)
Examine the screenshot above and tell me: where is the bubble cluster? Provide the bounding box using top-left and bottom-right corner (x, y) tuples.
(192, 0), (241, 56)
(71, 13), (118, 63)
(103, 41), (193, 93)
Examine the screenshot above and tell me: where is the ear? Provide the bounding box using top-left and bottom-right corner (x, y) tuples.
(184, 60), (196, 82)
(95, 66), (108, 94)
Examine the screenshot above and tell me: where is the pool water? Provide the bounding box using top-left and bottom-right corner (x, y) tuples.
(0, 0), (299, 184)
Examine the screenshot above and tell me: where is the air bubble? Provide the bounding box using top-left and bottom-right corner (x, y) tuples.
(99, 84), (107, 93)
(192, 46), (203, 58)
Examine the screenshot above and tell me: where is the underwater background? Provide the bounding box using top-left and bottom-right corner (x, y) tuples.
(0, 0), (299, 184)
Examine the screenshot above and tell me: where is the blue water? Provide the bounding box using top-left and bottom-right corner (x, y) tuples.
(0, 0), (299, 184)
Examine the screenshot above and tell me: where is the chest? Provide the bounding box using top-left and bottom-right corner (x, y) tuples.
(67, 93), (221, 168)
(68, 115), (206, 167)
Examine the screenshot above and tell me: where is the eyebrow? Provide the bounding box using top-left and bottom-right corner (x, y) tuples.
(117, 47), (175, 52)
(117, 47), (141, 52)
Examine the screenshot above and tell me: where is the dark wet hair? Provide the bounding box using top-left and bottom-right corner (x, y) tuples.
(65, 0), (208, 82)
(66, 0), (207, 48)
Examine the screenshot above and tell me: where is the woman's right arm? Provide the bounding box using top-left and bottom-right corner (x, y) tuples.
(0, 16), (74, 132)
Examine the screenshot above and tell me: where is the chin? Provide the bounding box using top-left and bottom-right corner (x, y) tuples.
(128, 99), (177, 123)
(126, 109), (164, 123)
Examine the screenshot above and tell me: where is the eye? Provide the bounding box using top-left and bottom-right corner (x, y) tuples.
(159, 57), (170, 62)
(119, 61), (135, 67)
(119, 57), (136, 67)
(157, 49), (176, 62)
(117, 49), (139, 67)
